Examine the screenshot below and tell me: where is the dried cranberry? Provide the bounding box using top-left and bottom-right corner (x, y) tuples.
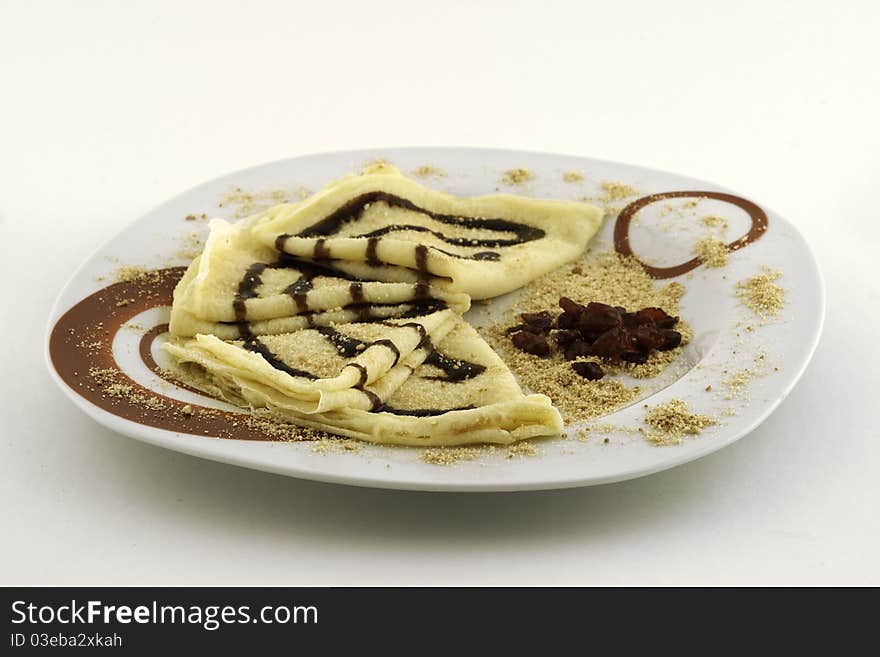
(511, 330), (551, 357)
(658, 329), (682, 351)
(506, 323), (547, 335)
(552, 329), (580, 346)
(520, 311), (554, 330)
(588, 326), (631, 360)
(559, 296), (584, 316)
(635, 307), (678, 329)
(507, 298), (681, 365)
(622, 351), (649, 364)
(578, 302), (622, 334)
(572, 361), (604, 380)
(563, 339), (592, 361)
(634, 324), (665, 351)
(620, 312), (639, 330)
(556, 312), (577, 330)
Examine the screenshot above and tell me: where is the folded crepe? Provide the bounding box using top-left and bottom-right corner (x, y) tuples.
(166, 313), (563, 446)
(249, 163), (604, 299)
(163, 309), (456, 415)
(169, 218), (470, 338)
(162, 164), (602, 445)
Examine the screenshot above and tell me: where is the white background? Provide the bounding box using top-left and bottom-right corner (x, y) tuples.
(1, 0), (878, 585)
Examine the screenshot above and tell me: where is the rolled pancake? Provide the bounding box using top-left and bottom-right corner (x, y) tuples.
(163, 310), (456, 415)
(169, 218), (469, 337)
(250, 163), (604, 299)
(167, 315), (563, 446)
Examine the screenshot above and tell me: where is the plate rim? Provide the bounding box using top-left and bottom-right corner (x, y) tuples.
(44, 146), (826, 492)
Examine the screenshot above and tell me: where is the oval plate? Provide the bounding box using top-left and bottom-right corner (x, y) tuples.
(45, 148), (824, 491)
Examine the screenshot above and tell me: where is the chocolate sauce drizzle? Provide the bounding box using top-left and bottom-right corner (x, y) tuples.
(422, 351), (486, 382)
(313, 326), (370, 358)
(283, 277), (314, 311)
(228, 299), (448, 339)
(352, 223), (529, 248)
(233, 263), (268, 321)
(398, 321), (429, 348)
(346, 362), (369, 386)
(365, 237), (381, 266)
(614, 191), (768, 279)
(373, 405), (476, 417)
(297, 191), (546, 243)
(349, 282), (365, 303)
(313, 238), (330, 260)
(242, 338), (319, 380)
(232, 250), (447, 324)
(275, 191), (544, 264)
(235, 323), (485, 413)
(372, 339), (401, 367)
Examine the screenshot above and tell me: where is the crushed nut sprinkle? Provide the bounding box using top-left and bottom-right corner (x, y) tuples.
(736, 268), (785, 317)
(421, 447), (481, 465)
(644, 399), (715, 446)
(694, 237), (729, 268)
(701, 214), (728, 230)
(501, 168), (535, 185)
(600, 181), (638, 201)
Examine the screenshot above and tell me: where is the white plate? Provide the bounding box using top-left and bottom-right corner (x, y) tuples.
(45, 148), (824, 491)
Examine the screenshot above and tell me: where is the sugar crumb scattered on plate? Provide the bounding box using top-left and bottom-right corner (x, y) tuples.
(643, 399), (715, 446)
(736, 268), (785, 317)
(694, 237), (729, 268)
(501, 168), (535, 185)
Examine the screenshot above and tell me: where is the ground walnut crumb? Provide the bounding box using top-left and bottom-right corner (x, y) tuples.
(88, 367), (119, 386)
(241, 411), (326, 442)
(736, 268), (785, 317)
(311, 438), (363, 454)
(93, 366), (167, 411)
(644, 399), (715, 446)
(600, 181), (638, 201)
(421, 447), (480, 465)
(114, 266), (163, 285)
(501, 168), (535, 185)
(723, 370), (754, 396)
(694, 237), (729, 268)
(701, 214), (729, 230)
(506, 441), (538, 458)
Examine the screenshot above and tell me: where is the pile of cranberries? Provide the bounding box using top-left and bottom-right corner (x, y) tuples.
(508, 298), (682, 380)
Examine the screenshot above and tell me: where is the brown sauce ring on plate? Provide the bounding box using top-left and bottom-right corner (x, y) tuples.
(613, 191), (768, 279)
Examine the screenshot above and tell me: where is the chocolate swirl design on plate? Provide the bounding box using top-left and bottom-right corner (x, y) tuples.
(614, 191), (768, 279)
(48, 268), (301, 441)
